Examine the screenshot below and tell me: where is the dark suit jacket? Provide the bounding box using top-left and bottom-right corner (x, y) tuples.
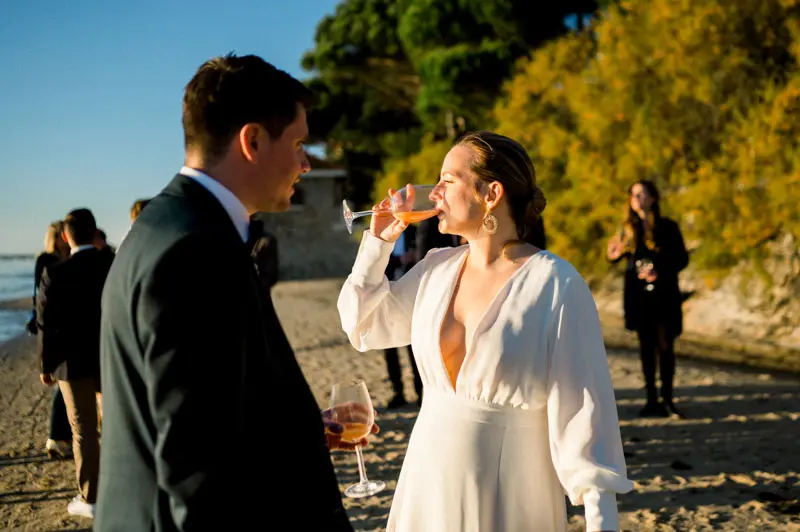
(36, 247), (113, 380)
(96, 175), (351, 532)
(248, 218), (279, 290)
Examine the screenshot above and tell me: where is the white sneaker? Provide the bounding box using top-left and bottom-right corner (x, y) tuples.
(45, 439), (72, 459)
(67, 496), (95, 518)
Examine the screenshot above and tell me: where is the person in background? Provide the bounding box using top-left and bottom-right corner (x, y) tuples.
(607, 180), (689, 418)
(37, 208), (114, 518)
(415, 216), (459, 259)
(384, 225), (423, 409)
(29, 221), (73, 459)
(119, 198), (153, 247)
(93, 228), (116, 259)
(129, 198), (151, 222)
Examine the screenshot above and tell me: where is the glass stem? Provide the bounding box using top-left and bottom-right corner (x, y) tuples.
(355, 444), (368, 485)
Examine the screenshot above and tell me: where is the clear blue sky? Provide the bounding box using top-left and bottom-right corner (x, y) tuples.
(0, 0), (340, 254)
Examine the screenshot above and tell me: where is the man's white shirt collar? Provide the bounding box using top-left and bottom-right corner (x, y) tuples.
(180, 166), (250, 242)
(70, 244), (95, 256)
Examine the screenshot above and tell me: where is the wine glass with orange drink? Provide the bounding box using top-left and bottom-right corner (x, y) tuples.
(342, 184), (439, 234)
(329, 379), (386, 498)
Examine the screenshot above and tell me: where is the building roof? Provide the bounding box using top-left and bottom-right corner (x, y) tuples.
(303, 155), (347, 179)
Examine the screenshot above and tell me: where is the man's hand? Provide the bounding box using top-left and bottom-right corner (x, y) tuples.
(322, 404), (380, 451)
(40, 373), (56, 386)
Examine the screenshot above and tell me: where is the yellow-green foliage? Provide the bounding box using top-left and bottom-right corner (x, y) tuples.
(371, 0), (800, 279)
(490, 0), (800, 277)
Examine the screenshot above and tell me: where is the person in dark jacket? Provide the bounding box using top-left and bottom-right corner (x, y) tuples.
(37, 209), (114, 518)
(30, 220), (73, 458)
(96, 54), (357, 531)
(607, 180), (689, 418)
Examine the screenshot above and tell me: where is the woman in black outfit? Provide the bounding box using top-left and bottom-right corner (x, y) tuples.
(31, 221), (73, 457)
(607, 181), (689, 418)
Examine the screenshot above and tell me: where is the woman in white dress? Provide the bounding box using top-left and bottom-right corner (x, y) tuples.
(338, 131), (633, 532)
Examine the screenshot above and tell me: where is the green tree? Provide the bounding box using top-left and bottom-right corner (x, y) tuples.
(302, 0), (421, 205)
(493, 0), (800, 277)
(302, 0), (605, 206)
(397, 0), (599, 136)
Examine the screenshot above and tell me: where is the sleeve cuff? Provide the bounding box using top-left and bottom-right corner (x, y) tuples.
(350, 231), (395, 286)
(584, 489), (619, 532)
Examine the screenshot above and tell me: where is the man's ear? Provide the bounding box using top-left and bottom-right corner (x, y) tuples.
(239, 123), (262, 162)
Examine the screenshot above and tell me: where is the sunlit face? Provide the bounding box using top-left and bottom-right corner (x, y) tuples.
(630, 183), (654, 215)
(251, 105), (311, 213)
(430, 145), (488, 236)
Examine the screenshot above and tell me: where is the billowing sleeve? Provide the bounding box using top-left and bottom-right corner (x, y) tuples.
(546, 274), (633, 532)
(338, 231), (429, 352)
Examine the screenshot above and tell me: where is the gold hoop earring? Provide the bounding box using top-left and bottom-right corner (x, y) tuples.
(483, 213), (499, 235)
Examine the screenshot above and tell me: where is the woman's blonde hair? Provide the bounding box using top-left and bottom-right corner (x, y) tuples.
(43, 220), (65, 257)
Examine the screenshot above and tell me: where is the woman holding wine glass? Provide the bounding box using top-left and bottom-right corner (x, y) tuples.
(607, 180), (689, 418)
(338, 131), (632, 532)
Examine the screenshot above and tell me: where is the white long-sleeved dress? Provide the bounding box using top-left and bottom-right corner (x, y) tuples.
(338, 232), (633, 532)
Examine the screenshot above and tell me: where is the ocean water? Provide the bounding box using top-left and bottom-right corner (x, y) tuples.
(0, 255), (35, 343)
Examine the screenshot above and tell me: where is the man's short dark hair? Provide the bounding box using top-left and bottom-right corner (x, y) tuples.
(64, 208), (97, 245)
(182, 53), (314, 163)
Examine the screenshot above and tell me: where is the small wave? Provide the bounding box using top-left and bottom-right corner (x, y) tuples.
(0, 310), (28, 343)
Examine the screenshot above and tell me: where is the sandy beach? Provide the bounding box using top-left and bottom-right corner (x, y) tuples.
(1, 279), (799, 531)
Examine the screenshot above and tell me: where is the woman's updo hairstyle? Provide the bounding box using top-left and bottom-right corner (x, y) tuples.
(454, 130), (546, 246)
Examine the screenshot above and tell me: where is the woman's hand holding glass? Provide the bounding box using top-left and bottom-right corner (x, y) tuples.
(635, 258), (658, 292)
(342, 184), (439, 237)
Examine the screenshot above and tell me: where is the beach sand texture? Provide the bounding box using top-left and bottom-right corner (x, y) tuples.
(1, 279), (798, 531)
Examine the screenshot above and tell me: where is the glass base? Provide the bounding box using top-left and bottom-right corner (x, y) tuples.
(344, 479), (386, 498)
(342, 200), (355, 234)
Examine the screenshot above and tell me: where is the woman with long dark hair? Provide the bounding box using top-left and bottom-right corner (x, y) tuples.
(607, 180), (689, 418)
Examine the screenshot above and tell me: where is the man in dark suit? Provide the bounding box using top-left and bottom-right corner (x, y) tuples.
(37, 208), (114, 519)
(96, 54), (355, 531)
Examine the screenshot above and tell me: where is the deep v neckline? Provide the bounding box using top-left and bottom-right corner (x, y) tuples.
(436, 248), (545, 394)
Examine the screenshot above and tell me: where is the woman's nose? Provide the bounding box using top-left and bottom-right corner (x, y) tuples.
(430, 183), (443, 202)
